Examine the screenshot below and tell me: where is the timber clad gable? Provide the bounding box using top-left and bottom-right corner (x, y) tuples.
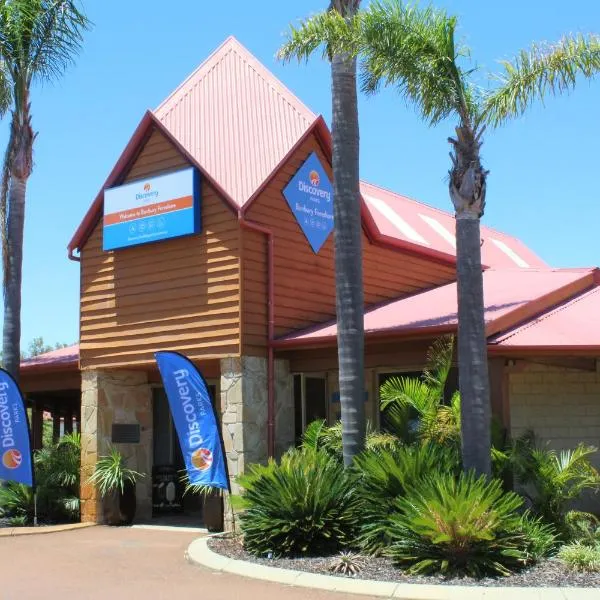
(79, 128), (241, 369)
(241, 132), (456, 356)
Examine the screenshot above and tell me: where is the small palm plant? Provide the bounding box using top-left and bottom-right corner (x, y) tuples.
(88, 446), (144, 526)
(511, 436), (600, 536)
(88, 446), (144, 497)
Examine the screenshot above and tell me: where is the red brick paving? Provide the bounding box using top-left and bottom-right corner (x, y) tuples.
(0, 526), (377, 600)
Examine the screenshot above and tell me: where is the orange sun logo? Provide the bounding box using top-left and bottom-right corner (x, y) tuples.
(2, 449), (22, 470)
(309, 170), (320, 186)
(143, 183), (151, 192)
(191, 448), (213, 471)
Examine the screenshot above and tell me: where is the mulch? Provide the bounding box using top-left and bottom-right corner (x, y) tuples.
(208, 536), (600, 588)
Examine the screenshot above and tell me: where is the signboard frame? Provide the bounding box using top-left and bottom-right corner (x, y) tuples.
(103, 166), (201, 251)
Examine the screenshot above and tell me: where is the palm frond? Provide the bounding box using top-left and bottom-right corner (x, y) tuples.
(421, 334), (454, 397)
(278, 9), (361, 63)
(359, 1), (475, 125)
(484, 33), (600, 127)
(0, 0), (91, 85)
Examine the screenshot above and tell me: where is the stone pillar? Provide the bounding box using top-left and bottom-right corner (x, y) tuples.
(274, 359), (294, 460)
(80, 370), (153, 524)
(220, 356), (269, 531)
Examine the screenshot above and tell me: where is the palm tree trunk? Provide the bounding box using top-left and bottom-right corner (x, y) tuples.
(2, 102), (34, 380)
(330, 0), (365, 466)
(450, 124), (491, 477)
(3, 176), (26, 378)
(455, 216), (491, 475)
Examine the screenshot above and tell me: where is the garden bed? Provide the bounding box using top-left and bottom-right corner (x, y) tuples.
(208, 536), (600, 589)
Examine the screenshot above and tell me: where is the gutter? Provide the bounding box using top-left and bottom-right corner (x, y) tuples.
(238, 214), (276, 458)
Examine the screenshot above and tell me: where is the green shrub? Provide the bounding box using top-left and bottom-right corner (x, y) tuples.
(238, 448), (358, 557)
(0, 482), (33, 521)
(564, 511), (600, 546)
(518, 512), (558, 562)
(387, 472), (530, 577)
(35, 433), (81, 521)
(301, 419), (399, 459)
(512, 437), (600, 536)
(558, 542), (600, 572)
(0, 433), (81, 524)
(354, 442), (460, 554)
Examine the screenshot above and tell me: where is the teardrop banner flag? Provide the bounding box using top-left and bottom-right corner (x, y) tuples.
(0, 369), (34, 486)
(155, 351), (229, 490)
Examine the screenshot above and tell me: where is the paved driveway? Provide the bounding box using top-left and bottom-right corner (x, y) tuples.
(0, 526), (376, 600)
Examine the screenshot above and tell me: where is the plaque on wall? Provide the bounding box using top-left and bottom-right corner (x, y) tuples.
(111, 423), (141, 444)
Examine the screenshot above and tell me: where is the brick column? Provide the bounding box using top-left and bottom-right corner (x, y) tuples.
(80, 370), (153, 523)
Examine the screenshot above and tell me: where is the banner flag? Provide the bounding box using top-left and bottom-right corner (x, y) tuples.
(0, 369), (34, 486)
(155, 351), (229, 490)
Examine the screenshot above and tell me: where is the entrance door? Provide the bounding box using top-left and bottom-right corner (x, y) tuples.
(152, 385), (217, 516)
(293, 374), (328, 443)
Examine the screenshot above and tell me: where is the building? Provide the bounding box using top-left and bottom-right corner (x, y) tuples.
(20, 37), (600, 524)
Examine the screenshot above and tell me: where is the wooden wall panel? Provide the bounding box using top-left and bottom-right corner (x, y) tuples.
(242, 134), (456, 354)
(79, 127), (240, 370)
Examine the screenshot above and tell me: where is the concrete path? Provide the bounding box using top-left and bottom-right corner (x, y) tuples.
(0, 525), (378, 600)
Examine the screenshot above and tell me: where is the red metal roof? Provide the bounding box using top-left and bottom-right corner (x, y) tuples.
(275, 268), (597, 347)
(490, 285), (600, 352)
(20, 344), (79, 371)
(360, 182), (547, 269)
(155, 36), (316, 208)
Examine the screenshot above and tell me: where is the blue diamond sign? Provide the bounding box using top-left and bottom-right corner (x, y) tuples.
(283, 152), (334, 253)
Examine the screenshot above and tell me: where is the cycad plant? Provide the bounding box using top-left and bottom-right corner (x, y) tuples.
(238, 447), (359, 557)
(279, 0), (600, 476)
(354, 442), (460, 554)
(387, 472), (531, 577)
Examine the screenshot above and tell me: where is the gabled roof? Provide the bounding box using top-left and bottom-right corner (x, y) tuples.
(274, 268), (597, 348)
(490, 284), (600, 353)
(69, 36), (545, 270)
(155, 36), (316, 207)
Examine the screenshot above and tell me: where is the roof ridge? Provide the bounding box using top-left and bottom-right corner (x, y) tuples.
(155, 36), (315, 122)
(155, 36), (235, 113)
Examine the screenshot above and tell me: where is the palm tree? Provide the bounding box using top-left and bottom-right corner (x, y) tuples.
(0, 0), (90, 379)
(280, 1), (366, 466)
(279, 0), (600, 476)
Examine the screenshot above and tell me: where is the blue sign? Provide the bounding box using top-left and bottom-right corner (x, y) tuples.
(155, 352), (228, 490)
(103, 167), (201, 251)
(0, 369), (33, 486)
(283, 152), (334, 253)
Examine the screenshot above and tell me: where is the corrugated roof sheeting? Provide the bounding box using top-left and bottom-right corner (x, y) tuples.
(154, 36), (316, 207)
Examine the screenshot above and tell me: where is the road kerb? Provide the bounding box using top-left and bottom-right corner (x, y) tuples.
(0, 522), (95, 537)
(186, 536), (589, 600)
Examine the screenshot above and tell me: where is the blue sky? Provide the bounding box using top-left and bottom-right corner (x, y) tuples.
(2, 0), (599, 348)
